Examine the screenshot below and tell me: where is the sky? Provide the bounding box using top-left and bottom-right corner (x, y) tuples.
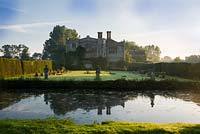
(0, 0), (200, 58)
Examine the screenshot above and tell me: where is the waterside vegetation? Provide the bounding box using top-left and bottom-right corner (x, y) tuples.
(0, 78), (199, 91)
(0, 119), (200, 134)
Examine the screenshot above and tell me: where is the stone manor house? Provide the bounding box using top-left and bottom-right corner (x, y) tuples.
(66, 31), (125, 66)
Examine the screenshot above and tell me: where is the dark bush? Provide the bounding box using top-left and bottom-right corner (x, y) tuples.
(154, 63), (200, 79)
(128, 62), (200, 80)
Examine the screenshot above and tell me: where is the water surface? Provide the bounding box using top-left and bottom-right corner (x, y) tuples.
(0, 89), (200, 124)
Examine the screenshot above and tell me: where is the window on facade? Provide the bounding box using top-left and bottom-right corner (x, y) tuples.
(109, 47), (117, 54)
(72, 43), (76, 49)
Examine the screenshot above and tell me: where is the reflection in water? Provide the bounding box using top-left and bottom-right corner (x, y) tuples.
(0, 89), (200, 124)
(43, 91), (164, 115)
(44, 91), (128, 115)
(0, 92), (31, 110)
(148, 93), (155, 107)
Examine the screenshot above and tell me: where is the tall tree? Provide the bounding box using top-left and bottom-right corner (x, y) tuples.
(0, 44), (30, 59)
(185, 55), (200, 63)
(125, 42), (135, 64)
(32, 52), (42, 60)
(125, 50), (134, 64)
(161, 56), (173, 62)
(124, 41), (146, 63)
(65, 46), (86, 69)
(76, 46), (86, 61)
(0, 45), (19, 58)
(144, 45), (161, 62)
(0, 45), (13, 58)
(173, 57), (182, 62)
(42, 25), (79, 68)
(19, 45), (30, 60)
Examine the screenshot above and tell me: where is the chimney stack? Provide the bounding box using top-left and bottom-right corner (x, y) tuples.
(98, 32), (102, 39)
(107, 31), (111, 39)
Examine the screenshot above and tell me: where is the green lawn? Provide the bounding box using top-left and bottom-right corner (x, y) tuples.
(38, 70), (197, 82)
(0, 119), (200, 134)
(6, 70), (197, 82)
(47, 71), (149, 81)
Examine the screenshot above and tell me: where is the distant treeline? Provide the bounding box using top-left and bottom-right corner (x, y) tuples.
(128, 62), (200, 80)
(0, 58), (52, 78)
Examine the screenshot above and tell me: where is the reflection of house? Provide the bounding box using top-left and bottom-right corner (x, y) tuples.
(44, 91), (129, 115)
(66, 31), (125, 64)
(45, 89), (200, 116)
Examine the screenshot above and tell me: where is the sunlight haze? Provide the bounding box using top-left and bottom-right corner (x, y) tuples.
(0, 0), (200, 58)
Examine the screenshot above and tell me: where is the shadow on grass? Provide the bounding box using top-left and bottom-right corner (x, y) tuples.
(116, 128), (173, 134)
(180, 125), (200, 134)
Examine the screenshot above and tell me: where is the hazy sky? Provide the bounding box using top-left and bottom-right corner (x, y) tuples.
(0, 0), (200, 58)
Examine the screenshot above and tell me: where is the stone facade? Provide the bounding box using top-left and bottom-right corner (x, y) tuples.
(66, 31), (125, 63)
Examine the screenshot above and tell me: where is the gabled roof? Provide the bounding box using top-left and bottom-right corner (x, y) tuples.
(106, 39), (125, 46)
(79, 36), (98, 43)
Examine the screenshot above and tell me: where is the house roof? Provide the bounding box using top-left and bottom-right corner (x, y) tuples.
(67, 36), (125, 46)
(79, 36), (97, 43)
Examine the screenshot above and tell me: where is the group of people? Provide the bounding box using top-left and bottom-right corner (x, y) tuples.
(35, 65), (49, 79)
(40, 65), (101, 80)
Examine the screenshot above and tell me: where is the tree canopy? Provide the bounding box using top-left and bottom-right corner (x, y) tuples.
(173, 57), (182, 62)
(144, 45), (161, 62)
(0, 44), (30, 60)
(32, 52), (42, 60)
(185, 55), (200, 63)
(161, 56), (173, 62)
(65, 46), (86, 69)
(42, 25), (79, 68)
(124, 41), (147, 63)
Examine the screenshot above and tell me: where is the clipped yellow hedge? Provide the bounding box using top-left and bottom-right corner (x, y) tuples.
(0, 58), (52, 78)
(0, 58), (22, 78)
(22, 60), (52, 75)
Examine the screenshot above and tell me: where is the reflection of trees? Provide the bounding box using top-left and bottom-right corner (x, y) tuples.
(0, 91), (31, 110)
(44, 89), (200, 116)
(175, 89), (200, 106)
(1, 88), (200, 116)
(44, 90), (133, 115)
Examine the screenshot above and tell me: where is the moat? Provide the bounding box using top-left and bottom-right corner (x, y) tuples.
(1, 89), (200, 124)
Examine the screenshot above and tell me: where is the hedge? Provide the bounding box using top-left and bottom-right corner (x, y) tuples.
(128, 62), (200, 80)
(154, 63), (200, 79)
(22, 60), (52, 75)
(1, 79), (200, 90)
(128, 63), (154, 73)
(0, 58), (52, 78)
(0, 58), (22, 78)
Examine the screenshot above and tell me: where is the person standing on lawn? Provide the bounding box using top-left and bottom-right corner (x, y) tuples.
(96, 66), (101, 80)
(44, 65), (49, 79)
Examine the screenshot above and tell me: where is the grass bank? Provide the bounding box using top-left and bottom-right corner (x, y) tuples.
(5, 71), (150, 81)
(0, 79), (200, 91)
(0, 119), (200, 134)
